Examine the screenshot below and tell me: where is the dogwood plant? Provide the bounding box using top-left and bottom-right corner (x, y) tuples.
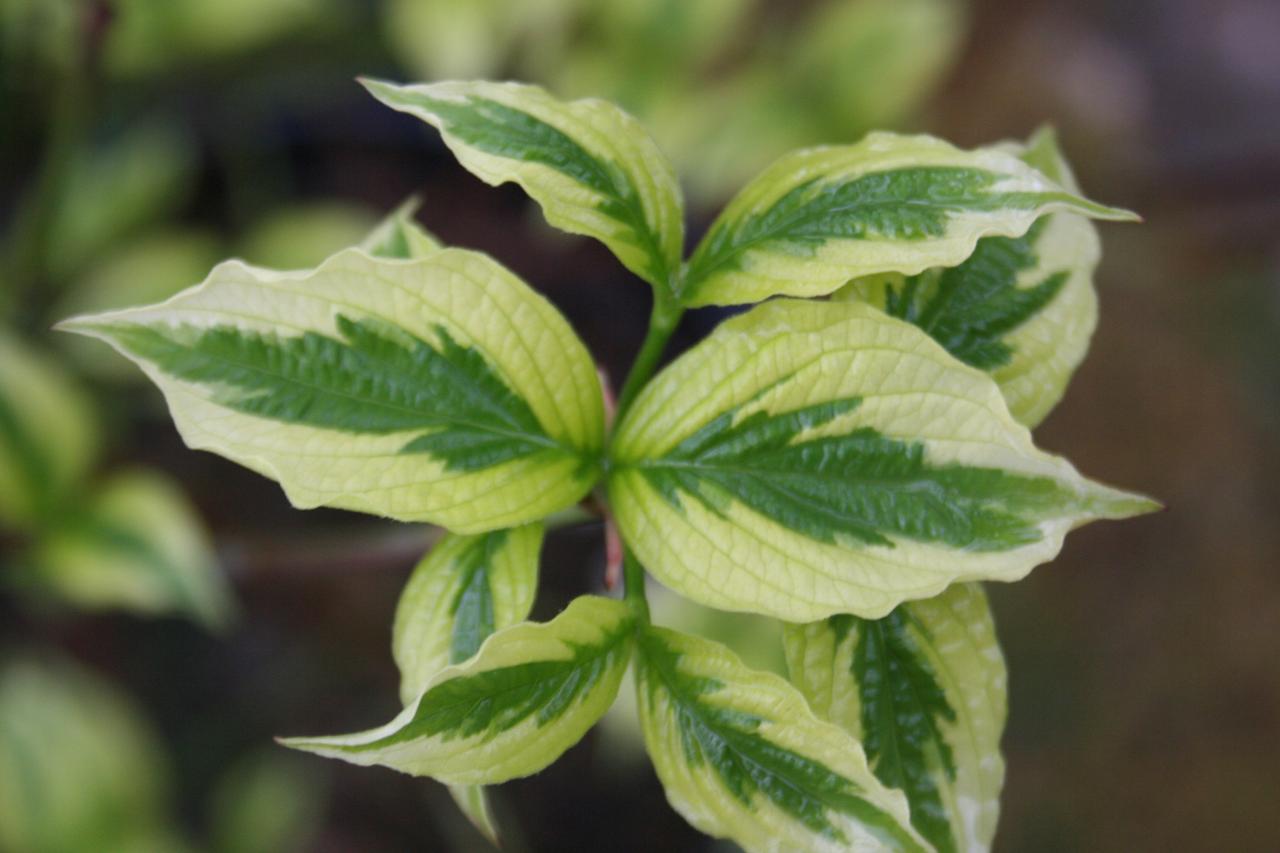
(60, 80), (1155, 852)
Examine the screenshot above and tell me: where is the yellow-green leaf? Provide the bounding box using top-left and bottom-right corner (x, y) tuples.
(790, 0), (966, 135)
(238, 202), (381, 270)
(680, 131), (1136, 306)
(837, 128), (1103, 427)
(635, 625), (927, 852)
(785, 583), (1007, 852)
(0, 332), (96, 530)
(283, 595), (632, 785)
(0, 656), (174, 853)
(363, 79), (684, 294)
(59, 248), (605, 533)
(609, 299), (1156, 622)
(31, 469), (234, 629)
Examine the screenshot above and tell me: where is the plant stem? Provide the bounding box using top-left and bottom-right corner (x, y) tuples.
(610, 286), (684, 616)
(613, 289), (684, 424)
(622, 551), (650, 624)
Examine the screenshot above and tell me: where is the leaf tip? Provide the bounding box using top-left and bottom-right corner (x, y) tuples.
(1075, 198), (1142, 223)
(358, 76), (400, 101)
(53, 314), (105, 339)
(1083, 483), (1163, 520)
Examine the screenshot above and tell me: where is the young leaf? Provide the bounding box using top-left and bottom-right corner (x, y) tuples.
(394, 524), (543, 705)
(680, 131), (1136, 307)
(785, 583), (1007, 853)
(448, 784), (500, 847)
(609, 299), (1157, 622)
(356, 196), (443, 260)
(363, 79), (684, 293)
(31, 470), (234, 629)
(0, 332), (97, 530)
(283, 595), (633, 785)
(59, 248), (605, 533)
(838, 128), (1102, 427)
(394, 524), (540, 846)
(634, 626), (927, 853)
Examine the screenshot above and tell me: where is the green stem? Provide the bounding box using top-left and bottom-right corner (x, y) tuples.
(613, 289), (684, 424)
(610, 285), (684, 618)
(622, 551), (650, 624)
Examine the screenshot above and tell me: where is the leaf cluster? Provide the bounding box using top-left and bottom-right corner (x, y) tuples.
(60, 81), (1155, 851)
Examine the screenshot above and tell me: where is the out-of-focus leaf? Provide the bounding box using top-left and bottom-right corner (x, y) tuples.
(384, 0), (576, 81)
(42, 121), (198, 282)
(106, 0), (343, 77)
(548, 0), (754, 103)
(645, 71), (814, 206)
(0, 0), (78, 73)
(238, 203), (381, 271)
(209, 750), (324, 853)
(0, 655), (177, 853)
(31, 469), (234, 629)
(790, 0), (966, 135)
(0, 331), (96, 530)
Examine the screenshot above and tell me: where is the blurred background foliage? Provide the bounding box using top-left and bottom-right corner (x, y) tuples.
(1, 0), (1277, 850)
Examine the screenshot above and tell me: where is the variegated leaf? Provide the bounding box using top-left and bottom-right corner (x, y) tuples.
(837, 128), (1102, 427)
(0, 656), (175, 852)
(393, 522), (542, 844)
(394, 524), (543, 705)
(785, 583), (1007, 852)
(59, 248), (605, 533)
(609, 299), (1157, 622)
(32, 469), (233, 629)
(364, 79), (684, 294)
(283, 596), (632, 785)
(635, 625), (928, 852)
(680, 131), (1136, 307)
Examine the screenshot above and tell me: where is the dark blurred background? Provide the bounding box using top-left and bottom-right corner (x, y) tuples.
(2, 0), (1277, 850)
